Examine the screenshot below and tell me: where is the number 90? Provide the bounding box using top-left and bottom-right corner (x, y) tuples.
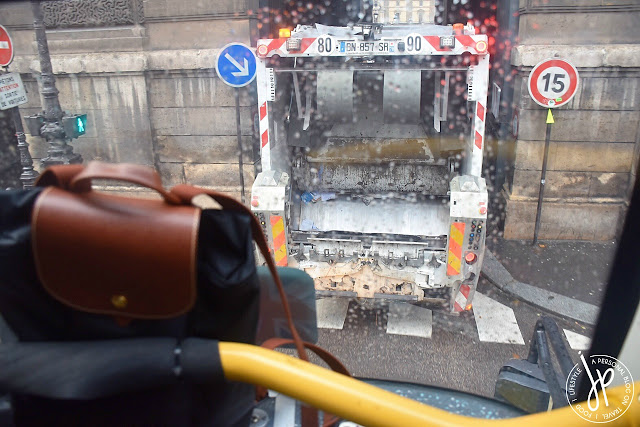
(406, 36), (422, 52)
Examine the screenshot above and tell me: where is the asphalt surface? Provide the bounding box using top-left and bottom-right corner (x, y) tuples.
(310, 278), (594, 399)
(486, 238), (616, 307)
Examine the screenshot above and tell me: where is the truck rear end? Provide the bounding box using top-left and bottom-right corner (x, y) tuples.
(251, 23), (490, 312)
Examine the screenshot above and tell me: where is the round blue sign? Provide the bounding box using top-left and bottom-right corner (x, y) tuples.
(215, 43), (257, 88)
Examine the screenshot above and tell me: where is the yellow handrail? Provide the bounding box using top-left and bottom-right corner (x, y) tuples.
(219, 342), (639, 427)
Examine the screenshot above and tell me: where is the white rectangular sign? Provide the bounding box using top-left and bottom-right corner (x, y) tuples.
(266, 67), (276, 102)
(0, 72), (28, 110)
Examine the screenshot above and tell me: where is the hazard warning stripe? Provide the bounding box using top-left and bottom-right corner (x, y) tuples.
(259, 103), (267, 121)
(475, 101), (485, 150)
(447, 222), (465, 276)
(270, 215), (288, 266)
(299, 38), (315, 53)
(423, 36), (448, 52)
(460, 284), (470, 299)
(476, 102), (485, 121)
(475, 131), (483, 149)
(272, 224), (285, 250)
(260, 37), (315, 56)
(259, 101), (269, 148)
(266, 38), (286, 54)
(424, 35), (480, 53)
(454, 284), (472, 312)
(448, 238), (462, 271)
(455, 35), (477, 50)
(447, 256), (460, 277)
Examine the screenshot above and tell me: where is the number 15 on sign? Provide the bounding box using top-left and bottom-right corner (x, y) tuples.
(528, 58), (579, 108)
(528, 58), (579, 244)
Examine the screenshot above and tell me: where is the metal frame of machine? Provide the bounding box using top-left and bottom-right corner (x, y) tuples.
(251, 23), (490, 312)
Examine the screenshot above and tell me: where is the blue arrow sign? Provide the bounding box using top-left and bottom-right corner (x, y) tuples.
(215, 43), (257, 88)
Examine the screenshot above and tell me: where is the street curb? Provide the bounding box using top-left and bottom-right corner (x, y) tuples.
(481, 250), (599, 326)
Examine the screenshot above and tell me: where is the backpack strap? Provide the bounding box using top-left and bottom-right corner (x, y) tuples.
(170, 184), (310, 363)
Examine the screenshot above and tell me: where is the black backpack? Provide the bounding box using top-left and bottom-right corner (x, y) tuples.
(0, 162), (311, 426)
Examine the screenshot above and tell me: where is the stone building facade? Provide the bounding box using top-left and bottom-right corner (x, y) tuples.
(1, 0), (639, 240)
(500, 0), (640, 240)
(0, 0), (259, 197)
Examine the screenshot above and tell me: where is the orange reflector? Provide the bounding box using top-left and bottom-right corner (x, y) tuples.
(453, 23), (464, 34)
(475, 40), (488, 53)
(465, 252), (477, 264)
(465, 303), (473, 311)
(279, 28), (291, 38)
(257, 44), (268, 57)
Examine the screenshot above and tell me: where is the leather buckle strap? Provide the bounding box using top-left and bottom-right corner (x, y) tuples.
(35, 163), (314, 374)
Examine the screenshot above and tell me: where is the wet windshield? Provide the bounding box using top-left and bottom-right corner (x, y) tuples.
(0, 0), (638, 425)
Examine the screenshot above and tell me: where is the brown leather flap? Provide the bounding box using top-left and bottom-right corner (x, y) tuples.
(32, 187), (200, 319)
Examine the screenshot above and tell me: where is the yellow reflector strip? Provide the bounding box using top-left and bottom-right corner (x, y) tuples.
(447, 254), (461, 276)
(274, 247), (287, 264)
(270, 215), (288, 266)
(450, 222), (464, 245)
(271, 218), (284, 238)
(447, 222), (465, 276)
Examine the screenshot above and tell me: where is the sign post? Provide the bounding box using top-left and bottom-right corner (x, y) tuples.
(0, 24), (38, 188)
(527, 58), (579, 244)
(215, 43), (257, 204)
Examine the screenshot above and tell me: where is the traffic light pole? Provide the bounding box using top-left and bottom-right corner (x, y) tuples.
(31, 0), (81, 167)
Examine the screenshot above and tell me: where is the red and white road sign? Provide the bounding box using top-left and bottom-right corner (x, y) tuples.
(0, 25), (14, 67)
(528, 58), (579, 108)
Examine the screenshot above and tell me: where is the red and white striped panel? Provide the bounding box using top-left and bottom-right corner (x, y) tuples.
(256, 34), (488, 58)
(423, 35), (484, 54)
(255, 59), (271, 171)
(474, 101), (486, 151)
(257, 37), (317, 57)
(454, 283), (472, 313)
(259, 101), (269, 149)
(467, 53), (489, 178)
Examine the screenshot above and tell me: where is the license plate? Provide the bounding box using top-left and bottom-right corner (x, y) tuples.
(339, 40), (394, 55)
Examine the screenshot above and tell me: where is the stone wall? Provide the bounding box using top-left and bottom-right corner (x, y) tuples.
(502, 0), (640, 240)
(3, 0), (639, 237)
(0, 0), (259, 198)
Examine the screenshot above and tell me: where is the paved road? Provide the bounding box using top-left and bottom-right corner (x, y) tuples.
(311, 277), (596, 398)
(487, 238), (615, 307)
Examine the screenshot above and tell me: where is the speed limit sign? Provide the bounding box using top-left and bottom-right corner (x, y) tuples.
(528, 58), (579, 108)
